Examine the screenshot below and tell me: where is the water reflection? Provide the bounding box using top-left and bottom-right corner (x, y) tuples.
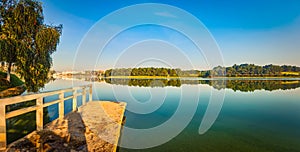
(102, 78), (300, 92)
(5, 78), (300, 151)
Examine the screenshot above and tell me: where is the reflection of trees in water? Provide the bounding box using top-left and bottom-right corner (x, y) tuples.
(104, 78), (300, 92)
(206, 80), (300, 92)
(6, 100), (51, 144)
(104, 78), (181, 87)
(85, 77), (103, 82)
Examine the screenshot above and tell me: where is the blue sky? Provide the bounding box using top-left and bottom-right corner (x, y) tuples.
(40, 0), (300, 71)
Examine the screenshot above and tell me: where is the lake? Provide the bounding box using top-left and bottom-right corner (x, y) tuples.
(7, 78), (300, 151)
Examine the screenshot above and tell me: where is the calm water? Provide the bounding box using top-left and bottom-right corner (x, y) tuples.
(7, 78), (300, 151)
(98, 78), (300, 152)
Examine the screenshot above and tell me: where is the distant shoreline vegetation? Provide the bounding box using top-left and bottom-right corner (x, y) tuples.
(103, 64), (300, 78)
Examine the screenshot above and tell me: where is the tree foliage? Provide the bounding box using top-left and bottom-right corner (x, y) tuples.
(0, 0), (62, 92)
(0, 0), (18, 81)
(204, 64), (300, 77)
(104, 67), (201, 77)
(104, 64), (300, 79)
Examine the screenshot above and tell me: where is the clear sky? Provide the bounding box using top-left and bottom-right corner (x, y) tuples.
(40, 0), (300, 71)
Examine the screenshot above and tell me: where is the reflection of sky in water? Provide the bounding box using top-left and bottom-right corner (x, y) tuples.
(41, 79), (90, 92)
(40, 79), (90, 121)
(42, 80), (300, 151)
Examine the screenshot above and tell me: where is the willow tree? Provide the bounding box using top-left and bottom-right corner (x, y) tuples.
(18, 25), (62, 92)
(0, 0), (62, 92)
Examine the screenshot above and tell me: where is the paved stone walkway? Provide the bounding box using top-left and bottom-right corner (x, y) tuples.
(6, 101), (126, 152)
(78, 101), (126, 152)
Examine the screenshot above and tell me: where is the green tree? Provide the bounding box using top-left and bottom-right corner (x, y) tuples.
(0, 0), (17, 81)
(0, 0), (62, 92)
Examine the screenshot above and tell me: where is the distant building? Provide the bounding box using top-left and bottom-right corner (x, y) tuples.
(54, 70), (104, 78)
(85, 70), (104, 76)
(0, 61), (17, 73)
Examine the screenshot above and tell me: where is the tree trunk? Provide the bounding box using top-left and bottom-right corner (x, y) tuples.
(6, 62), (12, 82)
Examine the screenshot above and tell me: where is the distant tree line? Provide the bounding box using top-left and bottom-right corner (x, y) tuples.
(104, 67), (201, 77)
(208, 64), (300, 77)
(103, 64), (300, 78)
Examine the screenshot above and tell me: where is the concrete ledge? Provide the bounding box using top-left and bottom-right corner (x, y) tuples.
(6, 101), (126, 152)
(0, 85), (25, 98)
(78, 101), (127, 152)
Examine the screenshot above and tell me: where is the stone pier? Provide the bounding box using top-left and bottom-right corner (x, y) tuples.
(6, 101), (126, 152)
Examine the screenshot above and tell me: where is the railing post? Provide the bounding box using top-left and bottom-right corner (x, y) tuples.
(72, 89), (77, 112)
(89, 84), (92, 102)
(58, 91), (64, 119)
(36, 97), (43, 131)
(82, 87), (86, 105)
(0, 104), (6, 150)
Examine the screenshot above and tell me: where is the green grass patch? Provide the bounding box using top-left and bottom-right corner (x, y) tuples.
(281, 72), (300, 76)
(0, 71), (24, 92)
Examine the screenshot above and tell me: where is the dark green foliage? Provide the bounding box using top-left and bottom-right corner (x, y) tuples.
(104, 64), (300, 78)
(203, 64), (300, 77)
(130, 67), (170, 77)
(0, 0), (62, 92)
(104, 67), (201, 77)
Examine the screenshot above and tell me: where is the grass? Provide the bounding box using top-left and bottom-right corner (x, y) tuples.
(0, 71), (24, 92)
(281, 72), (300, 76)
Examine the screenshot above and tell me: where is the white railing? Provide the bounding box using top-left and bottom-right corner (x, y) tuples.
(0, 84), (92, 150)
